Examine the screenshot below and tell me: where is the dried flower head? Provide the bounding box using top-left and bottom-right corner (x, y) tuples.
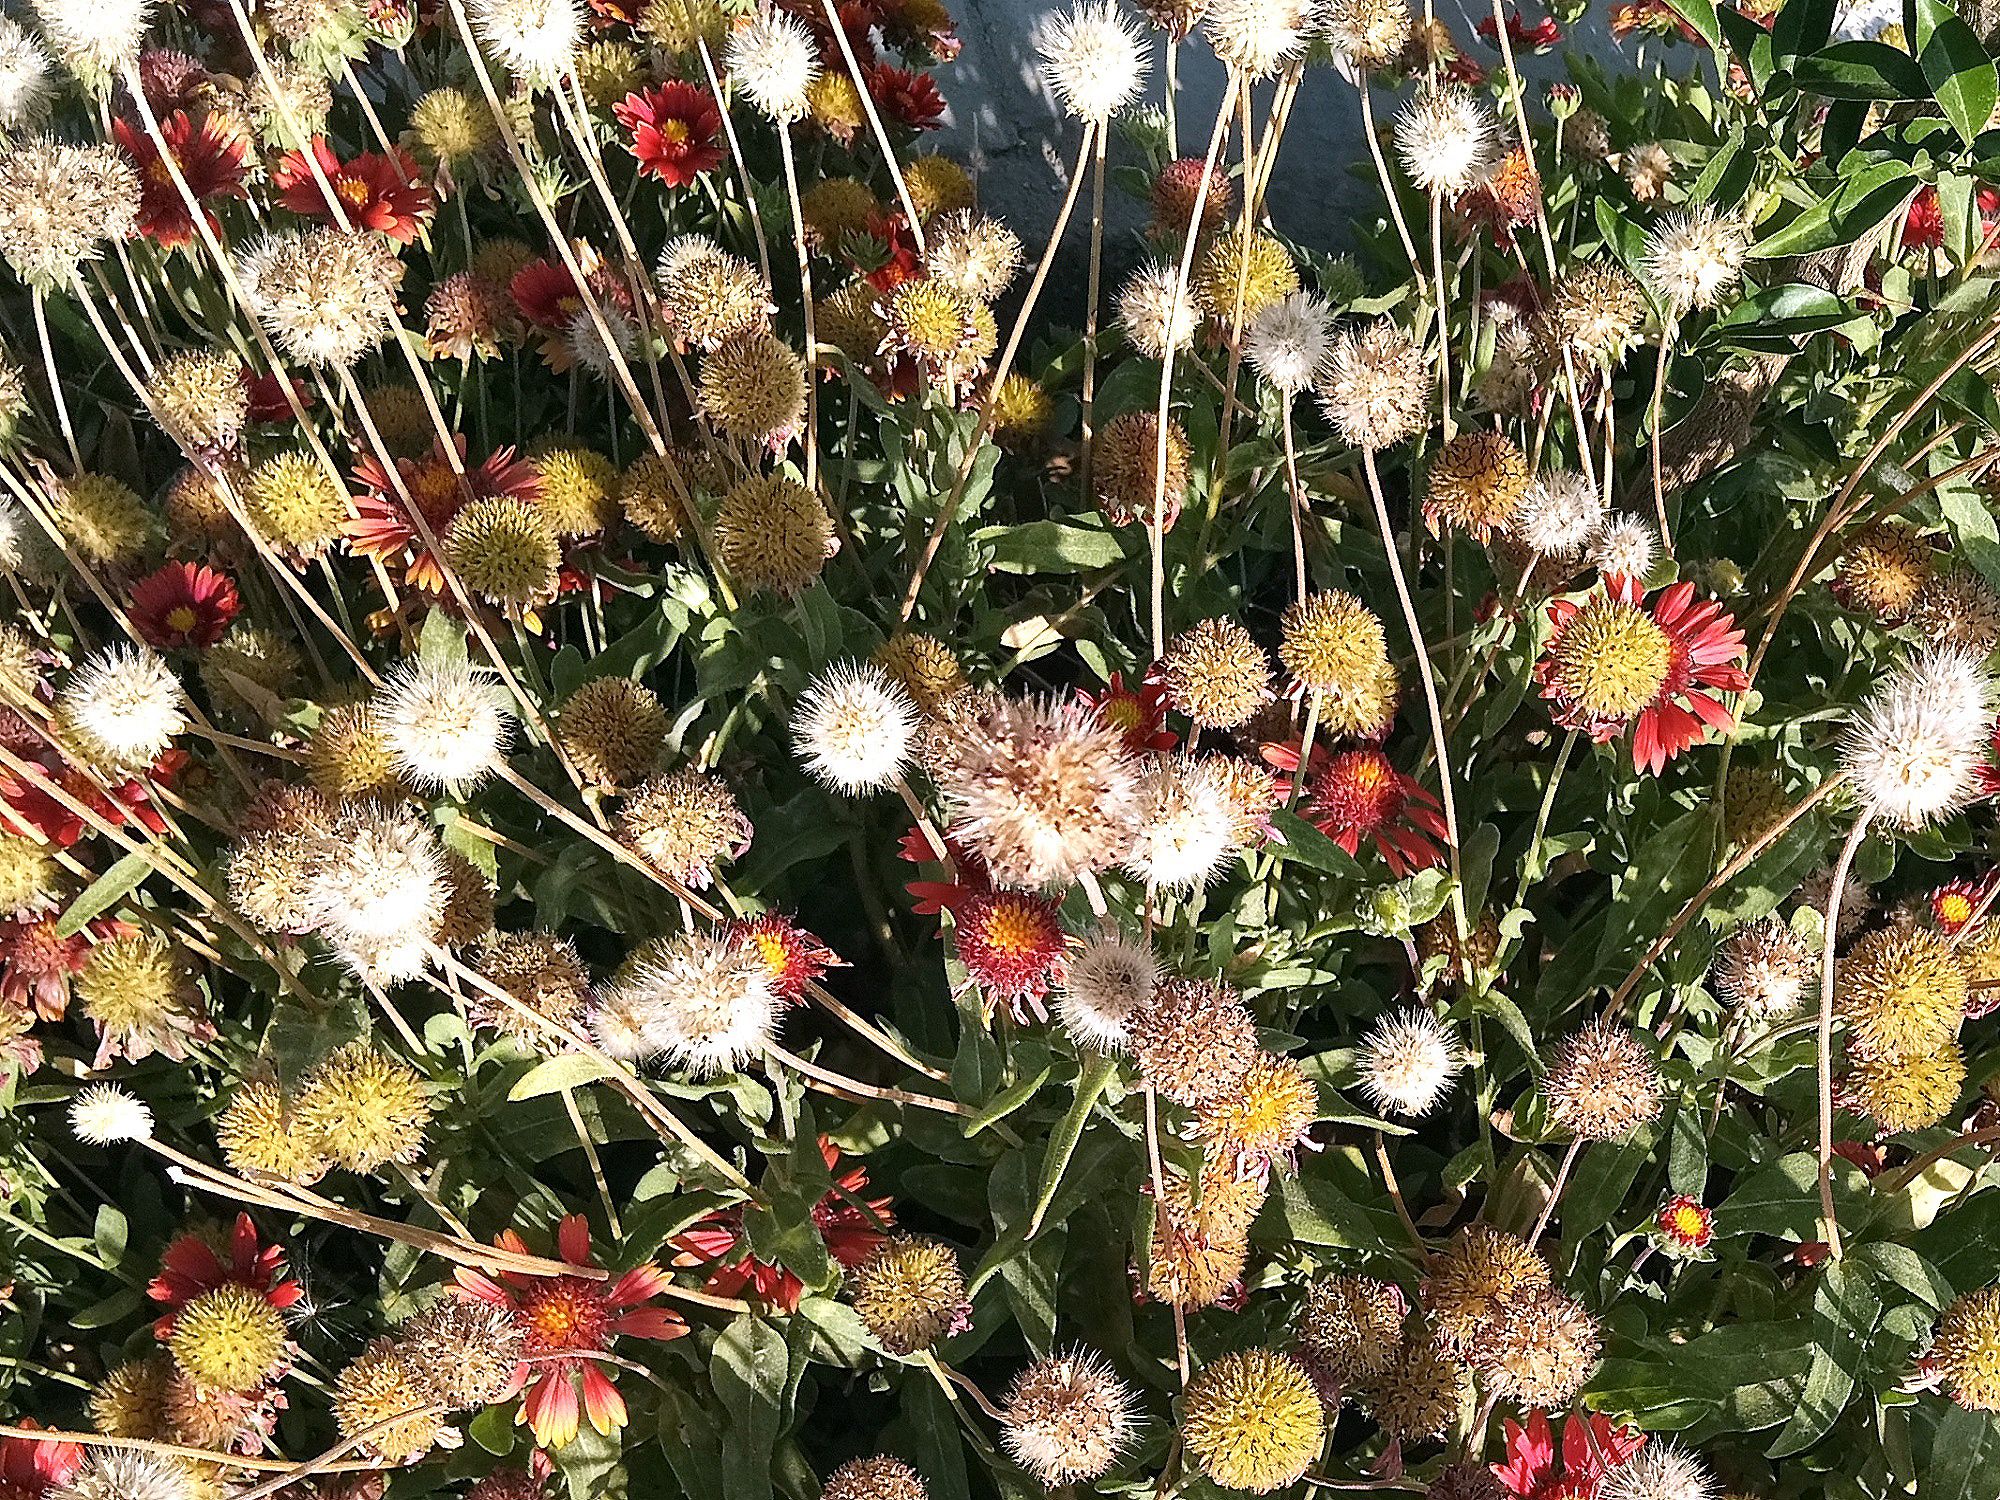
(89, 1355), (171, 1438)
(399, 1296), (526, 1409)
(1203, 0), (1312, 77)
(1298, 1274), (1405, 1384)
(1424, 1222), (1550, 1351)
(822, 1457), (928, 1500)
(850, 1236), (971, 1354)
(1036, 0), (1149, 121)
(1425, 429), (1529, 540)
(1848, 1039), (1965, 1133)
(1477, 1286), (1602, 1408)
(444, 496), (561, 610)
(656, 237), (770, 350)
(1595, 1443), (1718, 1500)
(296, 1042), (432, 1172)
(1712, 915), (1816, 1018)
(1836, 926), (1967, 1060)
(1515, 470), (1605, 559)
(1394, 83), (1498, 195)
(1833, 521), (1933, 622)
(468, 0), (585, 80)
(1127, 976), (1257, 1109)
(714, 473), (836, 596)
(471, 931), (591, 1042)
(1193, 228), (1301, 331)
(217, 1078), (329, 1184)
(1933, 1286), (2000, 1412)
(1056, 935), (1157, 1050)
(1642, 206), (1748, 313)
(377, 656), (514, 791)
(246, 451), (348, 558)
(1162, 618), (1273, 730)
(1246, 290), (1333, 395)
(1195, 1048), (1318, 1170)
(75, 931), (205, 1066)
(1544, 1021), (1664, 1140)
(925, 212), (1024, 304)
(1356, 1007), (1466, 1116)
(1093, 410), (1191, 528)
(237, 227), (403, 368)
(69, 1082), (154, 1144)
(554, 677), (667, 789)
(169, 1282), (290, 1389)
(726, 9), (820, 121)
(333, 1339), (448, 1462)
(1318, 0), (1412, 67)
(876, 632), (968, 715)
(794, 662), (921, 793)
(1545, 261), (1646, 366)
(53, 471), (154, 565)
(1180, 1349), (1324, 1494)
(1589, 513), (1660, 580)
(146, 350), (248, 453)
(1316, 320), (1431, 450)
(1910, 564), (2000, 655)
(1842, 648), (1995, 828)
(1279, 589), (1397, 733)
(51, 1449), (198, 1500)
(1116, 262), (1200, 359)
(618, 767), (752, 887)
(58, 646), (186, 772)
(0, 19), (54, 129)
(1364, 1332), (1471, 1441)
(1000, 1349), (1140, 1486)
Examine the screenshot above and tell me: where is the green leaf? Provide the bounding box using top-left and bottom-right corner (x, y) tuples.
(1668, 0), (1724, 53)
(506, 1054), (615, 1100)
(711, 1315), (789, 1500)
(1924, 1404), (2000, 1500)
(1768, 1263), (1882, 1456)
(418, 609), (470, 665)
(968, 1063), (1052, 1137)
(1752, 163), (1919, 257)
(54, 851), (151, 938)
(976, 521), (1126, 574)
(1794, 39), (1931, 99)
(1913, 0), (1999, 144)
(93, 1204), (128, 1266)
(1267, 810), (1366, 877)
(891, 1378), (970, 1500)
(1708, 284), (1857, 352)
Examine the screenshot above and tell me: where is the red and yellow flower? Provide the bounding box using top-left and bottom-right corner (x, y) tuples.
(1653, 1194), (1714, 1258)
(1078, 671), (1178, 753)
(146, 1212), (305, 1336)
(1266, 742), (1448, 877)
(112, 110), (249, 250)
(614, 83), (723, 186)
(129, 561), (241, 649)
(273, 139), (435, 244)
(727, 911), (843, 1003)
(347, 435), (542, 593)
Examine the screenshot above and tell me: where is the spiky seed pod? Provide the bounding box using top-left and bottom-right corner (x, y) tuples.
(1150, 156), (1232, 238)
(146, 350), (248, 454)
(850, 1237), (971, 1355)
(1393, 83), (1497, 195)
(903, 154), (976, 220)
(875, 632), (968, 715)
(698, 331), (807, 443)
(1589, 514), (1659, 581)
(1722, 764), (1790, 849)
(1833, 521), (1933, 622)
(524, 446), (614, 540)
(1116, 263), (1201, 360)
(1539, 591), (1673, 722)
(69, 1083), (153, 1145)
(1191, 228), (1301, 331)
(713, 474), (836, 597)
(1316, 320), (1431, 451)
(593, 929), (779, 1071)
(1147, 1166), (1261, 1309)
(236, 228), (403, 369)
(75, 931), (206, 1065)
(1195, 1050), (1318, 1168)
(1278, 590), (1394, 719)
(333, 1340), (448, 1462)
(1203, 0), (1312, 77)
(638, 0), (726, 51)
(245, 452), (348, 558)
(794, 663), (921, 793)
(0, 832), (56, 915)
(53, 472), (155, 566)
(1362, 1333), (1472, 1442)
(1934, 1286), (2000, 1412)
(1544, 1021), (1664, 1140)
(0, 141), (138, 286)
(617, 767), (752, 887)
(58, 646), (186, 772)
(162, 1366), (265, 1450)
(1836, 926), (1968, 1060)
(1423, 1223), (1550, 1352)
(398, 1298), (527, 1409)
(306, 702), (404, 802)
(377, 657), (514, 792)
(471, 931), (591, 1042)
(1427, 1463), (1507, 1500)
(1910, 565), (2000, 656)
(822, 1457), (928, 1500)
(818, 281), (890, 362)
(201, 626), (301, 728)
(1544, 261), (1646, 367)
(655, 237), (770, 351)
(556, 677), (668, 789)
(1356, 1007), (1466, 1116)
(1848, 1040), (1965, 1133)
(1000, 1348), (1141, 1486)
(169, 1284), (290, 1390)
(217, 1078), (330, 1185)
(619, 452), (692, 543)
(929, 694), (1143, 888)
(1712, 915), (1816, 1018)
(1093, 411), (1191, 528)
(90, 1355), (172, 1438)
(1842, 648), (1995, 829)
(1425, 430), (1529, 540)
(410, 86), (497, 164)
(801, 178), (880, 246)
(1476, 1286), (1602, 1408)
(1623, 141), (1673, 201)
(47, 1450), (200, 1500)
(436, 848), (496, 949)
(1641, 206), (1747, 313)
(1298, 1275), (1406, 1384)
(295, 1043), (432, 1173)
(1126, 976), (1258, 1109)
(1180, 1350), (1325, 1494)
(227, 828), (324, 935)
(1160, 618), (1274, 730)
(1036, 0), (1150, 121)
(1319, 0), (1413, 68)
(444, 497), (561, 609)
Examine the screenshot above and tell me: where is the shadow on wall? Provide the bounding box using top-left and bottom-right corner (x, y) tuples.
(923, 1), (1623, 323)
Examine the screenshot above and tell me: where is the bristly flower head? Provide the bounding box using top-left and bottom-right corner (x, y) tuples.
(1127, 976), (1257, 1109)
(69, 1082), (154, 1144)
(1000, 1348), (1141, 1486)
(793, 662), (921, 793)
(1298, 1274), (1405, 1384)
(468, 0), (585, 81)
(1544, 1020), (1664, 1140)
(823, 1457), (928, 1500)
(1057, 934), (1157, 1050)
(1315, 319), (1431, 450)
(1545, 260), (1646, 366)
(598, 930), (781, 1074)
(1425, 429), (1529, 540)
(1842, 648), (1996, 829)
(58, 646), (187, 772)
(930, 694), (1143, 889)
(1245, 290), (1332, 395)
(849, 1236), (971, 1355)
(145, 350), (248, 454)
(1712, 914), (1815, 1018)
(0, 140), (138, 287)
(726, 10), (820, 122)
(377, 656), (515, 791)
(656, 236), (770, 350)
(1125, 755), (1238, 893)
(237, 227), (403, 368)
(28, 0), (153, 78)
(1933, 1285), (2000, 1412)
(1179, 1349), (1324, 1494)
(1278, 589), (1396, 732)
(49, 1450), (195, 1500)
(1036, 1), (1150, 122)
(1641, 205), (1749, 313)
(1116, 262), (1200, 359)
(618, 766), (753, 887)
(1161, 617), (1274, 730)
(1355, 1007), (1465, 1116)
(1317, 0), (1412, 68)
(1515, 470), (1605, 559)
(924, 212), (1024, 304)
(1594, 1442), (1718, 1500)
(1589, 512), (1660, 580)
(1394, 83), (1498, 195)
(1203, 0), (1313, 78)
(0, 18), (55, 130)
(1836, 925), (1967, 1061)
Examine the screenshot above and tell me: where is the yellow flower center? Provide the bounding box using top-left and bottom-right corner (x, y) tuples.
(1548, 597), (1673, 718)
(1942, 893), (1975, 927)
(982, 899), (1045, 956)
(165, 605), (199, 634)
(335, 175), (373, 208)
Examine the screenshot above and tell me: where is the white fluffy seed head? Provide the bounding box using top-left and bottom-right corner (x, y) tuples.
(377, 656), (515, 791)
(564, 304), (637, 380)
(69, 1083), (153, 1144)
(0, 497), (29, 573)
(235, 228), (403, 369)
(1316, 319), (1432, 451)
(0, 18), (56, 128)
(726, 10), (819, 122)
(605, 930), (781, 1075)
(1245, 289), (1333, 396)
(1123, 756), (1238, 894)
(1595, 1443), (1719, 1500)
(1057, 936), (1158, 1051)
(1393, 83), (1499, 196)
(29, 0), (153, 78)
(1203, 0), (1312, 78)
(59, 645), (187, 771)
(467, 0), (585, 81)
(1588, 513), (1658, 581)
(1515, 470), (1606, 559)
(1841, 648), (1997, 829)
(1036, 0), (1150, 122)
(999, 1348), (1141, 1487)
(1355, 1007), (1465, 1117)
(1116, 263), (1199, 359)
(793, 661), (921, 792)
(304, 805), (448, 952)
(52, 1449), (197, 1500)
(1642, 206), (1749, 314)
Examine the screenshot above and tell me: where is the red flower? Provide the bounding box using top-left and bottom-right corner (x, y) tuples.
(0, 914), (129, 1019)
(347, 435), (542, 593)
(1535, 576), (1749, 775)
(1265, 742), (1448, 877)
(129, 561), (241, 649)
(1653, 1193), (1714, 1256)
(455, 1214), (687, 1448)
(0, 1423), (84, 1499)
(1078, 671), (1178, 753)
(1476, 10), (1561, 47)
(1608, 0), (1701, 39)
(867, 63), (947, 129)
(147, 1213), (305, 1337)
(670, 1140), (893, 1311)
(951, 888), (1068, 1020)
(273, 138), (434, 243)
(242, 368), (314, 423)
(112, 111), (248, 250)
(858, 210), (925, 292)
(1493, 1409), (1645, 1500)
(1932, 876), (1994, 934)
(614, 82), (723, 186)
(726, 912), (843, 1003)
(0, 749), (179, 850)
(1904, 186), (1947, 251)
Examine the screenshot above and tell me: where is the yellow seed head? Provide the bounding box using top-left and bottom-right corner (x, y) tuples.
(1180, 1349), (1325, 1494)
